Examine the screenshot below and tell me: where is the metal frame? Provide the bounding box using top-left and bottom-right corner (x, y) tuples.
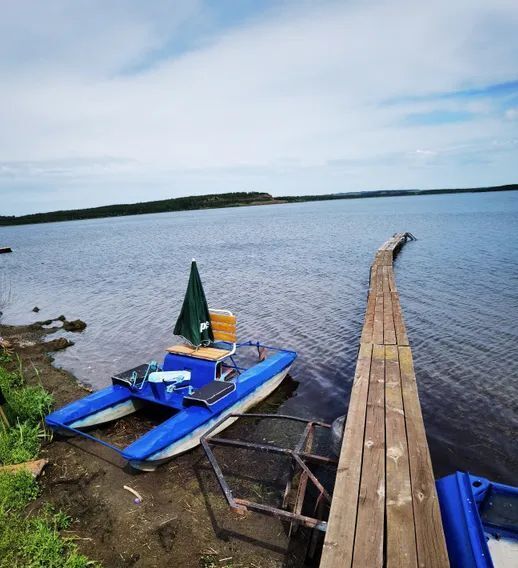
(200, 413), (338, 532)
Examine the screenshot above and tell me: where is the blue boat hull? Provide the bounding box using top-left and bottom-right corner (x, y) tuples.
(46, 349), (296, 470)
(437, 471), (518, 568)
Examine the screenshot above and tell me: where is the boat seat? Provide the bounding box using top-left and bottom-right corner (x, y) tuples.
(111, 363), (159, 387)
(166, 344), (232, 361)
(183, 380), (236, 408)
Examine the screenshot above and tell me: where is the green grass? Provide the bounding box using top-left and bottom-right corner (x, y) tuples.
(0, 359), (52, 465)
(0, 365), (23, 390)
(0, 472), (95, 566)
(0, 470), (39, 511)
(0, 362), (53, 427)
(5, 386), (53, 425)
(0, 352), (12, 365)
(0, 506), (98, 567)
(0, 359), (100, 567)
(0, 422), (43, 465)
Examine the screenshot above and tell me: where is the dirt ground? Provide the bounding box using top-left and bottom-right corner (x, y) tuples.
(0, 321), (326, 568)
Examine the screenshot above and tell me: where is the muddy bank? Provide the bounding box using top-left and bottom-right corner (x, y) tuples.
(0, 320), (315, 568)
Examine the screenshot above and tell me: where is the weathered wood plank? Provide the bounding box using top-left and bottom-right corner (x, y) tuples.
(373, 269), (384, 344)
(387, 266), (398, 292)
(361, 289), (376, 343)
(383, 268), (397, 345)
(166, 344), (232, 360)
(385, 345), (418, 567)
(352, 344), (385, 567)
(392, 292), (409, 346)
(320, 343), (373, 568)
(399, 346), (449, 567)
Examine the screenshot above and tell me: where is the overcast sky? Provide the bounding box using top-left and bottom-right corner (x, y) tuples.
(1, 0), (517, 215)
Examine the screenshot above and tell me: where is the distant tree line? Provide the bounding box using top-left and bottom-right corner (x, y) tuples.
(0, 185), (516, 226)
(277, 184), (518, 203)
(0, 192), (274, 226)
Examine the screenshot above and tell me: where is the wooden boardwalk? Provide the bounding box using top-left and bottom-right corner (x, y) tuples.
(320, 233), (450, 568)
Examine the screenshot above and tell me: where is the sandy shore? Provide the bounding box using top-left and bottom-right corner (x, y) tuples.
(0, 319), (310, 568)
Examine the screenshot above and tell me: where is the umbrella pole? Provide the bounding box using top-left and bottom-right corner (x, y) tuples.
(0, 387), (10, 429)
(0, 406), (10, 429)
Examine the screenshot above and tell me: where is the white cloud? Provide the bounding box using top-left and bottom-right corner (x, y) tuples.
(0, 0), (517, 214)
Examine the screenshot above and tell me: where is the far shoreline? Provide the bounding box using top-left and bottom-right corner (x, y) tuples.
(1, 184), (516, 228)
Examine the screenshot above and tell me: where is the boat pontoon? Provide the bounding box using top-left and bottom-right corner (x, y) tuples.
(437, 471), (518, 568)
(45, 261), (296, 470)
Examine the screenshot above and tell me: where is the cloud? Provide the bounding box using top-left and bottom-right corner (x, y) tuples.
(0, 0), (517, 214)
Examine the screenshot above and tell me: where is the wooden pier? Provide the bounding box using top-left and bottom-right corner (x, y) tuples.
(320, 233), (450, 568)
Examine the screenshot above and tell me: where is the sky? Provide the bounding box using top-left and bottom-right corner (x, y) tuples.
(0, 0), (517, 215)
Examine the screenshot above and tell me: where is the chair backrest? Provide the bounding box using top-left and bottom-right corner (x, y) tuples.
(209, 309), (237, 344)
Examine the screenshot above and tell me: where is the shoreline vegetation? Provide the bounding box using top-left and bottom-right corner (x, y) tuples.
(0, 335), (98, 567)
(1, 184), (516, 227)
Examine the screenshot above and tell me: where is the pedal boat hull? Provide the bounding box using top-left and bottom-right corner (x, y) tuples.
(45, 348), (296, 470)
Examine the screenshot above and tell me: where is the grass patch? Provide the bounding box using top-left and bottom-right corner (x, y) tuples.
(0, 359), (51, 465)
(0, 357), (100, 567)
(0, 352), (12, 365)
(0, 363), (53, 427)
(0, 506), (98, 567)
(6, 386), (53, 425)
(0, 422), (43, 465)
(0, 470), (39, 511)
(0, 365), (23, 390)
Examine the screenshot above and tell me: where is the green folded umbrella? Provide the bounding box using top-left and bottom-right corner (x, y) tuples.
(174, 260), (214, 348)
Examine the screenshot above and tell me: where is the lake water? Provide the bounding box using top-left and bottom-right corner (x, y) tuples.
(1, 191), (517, 483)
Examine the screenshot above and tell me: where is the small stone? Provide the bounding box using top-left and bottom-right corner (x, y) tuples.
(45, 338), (74, 351)
(32, 306), (40, 313)
(62, 319), (87, 332)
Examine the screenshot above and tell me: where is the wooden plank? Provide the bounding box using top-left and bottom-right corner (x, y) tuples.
(398, 346), (450, 567)
(392, 292), (409, 346)
(320, 343), (373, 568)
(166, 344), (231, 360)
(387, 266), (398, 292)
(383, 268), (397, 345)
(352, 344), (385, 568)
(210, 320), (236, 333)
(385, 345), (417, 568)
(369, 265), (378, 288)
(209, 312), (236, 325)
(386, 234), (404, 251)
(360, 290), (376, 343)
(372, 268), (384, 344)
(212, 330), (237, 343)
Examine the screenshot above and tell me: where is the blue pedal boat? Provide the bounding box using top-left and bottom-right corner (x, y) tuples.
(45, 261), (297, 470)
(437, 471), (518, 568)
